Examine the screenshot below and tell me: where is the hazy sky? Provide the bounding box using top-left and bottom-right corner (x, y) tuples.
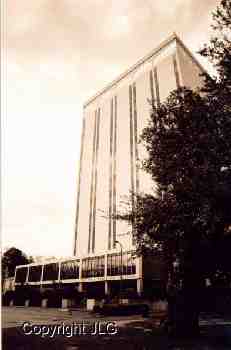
(2, 0), (220, 257)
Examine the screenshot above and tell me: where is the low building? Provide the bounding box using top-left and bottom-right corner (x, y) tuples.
(13, 251), (166, 299)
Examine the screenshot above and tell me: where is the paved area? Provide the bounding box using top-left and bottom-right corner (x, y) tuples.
(2, 306), (143, 328)
(2, 307), (231, 350)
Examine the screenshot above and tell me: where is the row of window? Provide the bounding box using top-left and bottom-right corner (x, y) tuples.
(15, 260), (80, 283)
(82, 256), (105, 278)
(107, 252), (136, 276)
(15, 253), (136, 283)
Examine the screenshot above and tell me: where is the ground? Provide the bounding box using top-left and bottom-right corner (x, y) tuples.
(2, 307), (231, 350)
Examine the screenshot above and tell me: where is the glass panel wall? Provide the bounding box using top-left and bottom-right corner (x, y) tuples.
(43, 263), (59, 281)
(82, 256), (105, 278)
(15, 267), (28, 283)
(14, 252), (136, 283)
(28, 265), (42, 282)
(82, 258), (89, 278)
(60, 260), (79, 280)
(107, 252), (136, 276)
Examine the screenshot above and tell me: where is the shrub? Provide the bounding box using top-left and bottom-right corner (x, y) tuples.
(79, 296), (87, 308)
(2, 291), (15, 306)
(14, 287), (30, 306)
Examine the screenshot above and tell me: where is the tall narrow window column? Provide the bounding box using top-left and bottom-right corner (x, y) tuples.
(92, 108), (101, 253)
(74, 117), (86, 256)
(88, 109), (101, 254)
(108, 97), (117, 250)
(129, 84), (139, 245)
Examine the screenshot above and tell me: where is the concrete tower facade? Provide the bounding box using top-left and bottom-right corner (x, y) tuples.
(12, 34), (206, 300)
(74, 33), (204, 258)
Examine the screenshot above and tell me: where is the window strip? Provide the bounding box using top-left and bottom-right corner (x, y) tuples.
(112, 96), (117, 248)
(132, 83), (140, 194)
(154, 67), (160, 106)
(74, 117), (86, 255)
(108, 99), (114, 250)
(129, 85), (135, 239)
(92, 108), (101, 253)
(88, 110), (97, 254)
(149, 70), (155, 107)
(173, 54), (180, 88)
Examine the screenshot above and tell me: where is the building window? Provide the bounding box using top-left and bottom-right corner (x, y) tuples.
(28, 265), (42, 282)
(82, 256), (105, 278)
(15, 267), (27, 283)
(60, 260), (79, 280)
(43, 263), (59, 281)
(107, 252), (136, 276)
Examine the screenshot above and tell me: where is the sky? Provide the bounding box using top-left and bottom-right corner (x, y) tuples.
(2, 0), (220, 258)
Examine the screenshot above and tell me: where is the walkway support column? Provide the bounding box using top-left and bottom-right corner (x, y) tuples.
(105, 281), (110, 296)
(78, 283), (83, 293)
(137, 279), (143, 296)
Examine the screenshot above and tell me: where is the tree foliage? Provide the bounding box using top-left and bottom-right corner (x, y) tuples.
(2, 247), (32, 279)
(117, 0), (231, 288)
(127, 87), (230, 286)
(199, 0), (231, 237)
(200, 0), (231, 99)
(115, 0), (231, 335)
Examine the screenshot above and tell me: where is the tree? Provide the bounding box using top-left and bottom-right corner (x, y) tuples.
(150, 86), (230, 330)
(200, 0), (231, 100)
(117, 85), (231, 335)
(115, 0), (231, 336)
(1, 247), (32, 279)
(199, 0), (231, 178)
(199, 0), (231, 278)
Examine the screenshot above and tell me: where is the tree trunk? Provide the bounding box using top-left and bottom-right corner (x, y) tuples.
(166, 261), (202, 337)
(178, 290), (200, 336)
(167, 289), (200, 337)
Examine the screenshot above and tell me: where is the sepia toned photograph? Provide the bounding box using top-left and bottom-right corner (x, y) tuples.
(1, 0), (231, 349)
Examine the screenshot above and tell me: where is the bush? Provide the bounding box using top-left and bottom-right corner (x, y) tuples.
(93, 305), (101, 313)
(79, 296), (87, 308)
(2, 291), (15, 306)
(120, 289), (139, 300)
(200, 287), (231, 314)
(14, 287), (30, 306)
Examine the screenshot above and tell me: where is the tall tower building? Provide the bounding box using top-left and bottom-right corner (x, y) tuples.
(13, 34), (206, 299)
(74, 33), (204, 258)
